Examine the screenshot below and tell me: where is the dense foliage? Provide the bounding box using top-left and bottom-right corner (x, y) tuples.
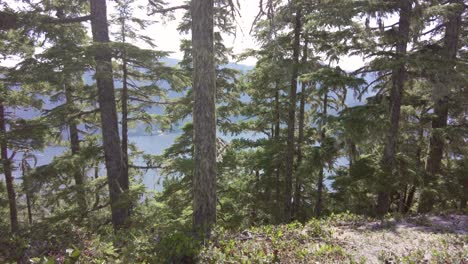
(0, 0), (467, 262)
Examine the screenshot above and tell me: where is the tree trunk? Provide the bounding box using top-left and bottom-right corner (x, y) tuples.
(293, 39), (308, 220)
(377, 0), (411, 216)
(348, 139), (357, 176)
(120, 22), (130, 197)
(90, 0), (128, 230)
(65, 82), (87, 211)
(404, 185), (416, 213)
(461, 175), (468, 210)
(398, 184), (407, 213)
(315, 88), (328, 217)
(26, 191), (32, 225)
(420, 0), (463, 213)
(191, 0), (217, 238)
(284, 7), (301, 222)
(274, 87), (282, 220)
(293, 84), (306, 220)
(21, 158), (33, 225)
(0, 102), (18, 233)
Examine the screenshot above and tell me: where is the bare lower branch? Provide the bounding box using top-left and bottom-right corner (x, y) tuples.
(147, 1), (189, 15)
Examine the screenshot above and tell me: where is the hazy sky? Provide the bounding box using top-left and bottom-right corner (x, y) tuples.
(130, 0), (366, 70)
(126, 0), (260, 65)
(1, 0), (366, 71)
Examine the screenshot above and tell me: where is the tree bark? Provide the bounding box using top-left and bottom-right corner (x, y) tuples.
(420, 0), (463, 213)
(293, 84), (306, 219)
(377, 0), (411, 216)
(90, 0), (128, 230)
(191, 0), (217, 238)
(315, 88), (328, 217)
(21, 158), (33, 225)
(284, 7), (301, 222)
(293, 39), (308, 221)
(461, 175), (468, 210)
(65, 81), (87, 211)
(404, 185), (416, 213)
(274, 87), (282, 221)
(120, 22), (130, 197)
(0, 102), (18, 233)
(272, 86), (283, 222)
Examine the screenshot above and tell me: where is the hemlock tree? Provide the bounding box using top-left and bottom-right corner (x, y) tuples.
(0, 85), (18, 233)
(377, 0), (412, 216)
(0, 13), (39, 233)
(90, 0), (128, 230)
(284, 2), (302, 223)
(191, 0), (217, 238)
(418, 0), (465, 212)
(112, 0), (179, 193)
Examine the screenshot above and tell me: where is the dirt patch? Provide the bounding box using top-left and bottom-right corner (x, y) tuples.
(331, 214), (468, 263)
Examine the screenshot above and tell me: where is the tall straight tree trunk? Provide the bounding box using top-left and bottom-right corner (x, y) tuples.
(376, 0), (411, 216)
(274, 87), (282, 221)
(120, 21), (130, 195)
(284, 7), (301, 222)
(347, 139), (357, 174)
(315, 88), (328, 217)
(293, 39), (308, 220)
(90, 0), (128, 230)
(25, 191), (32, 225)
(0, 102), (18, 233)
(21, 158), (33, 225)
(293, 83), (306, 219)
(65, 82), (87, 211)
(419, 0), (463, 213)
(191, 0), (217, 238)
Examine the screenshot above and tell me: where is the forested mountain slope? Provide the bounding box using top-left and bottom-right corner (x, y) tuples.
(0, 0), (467, 263)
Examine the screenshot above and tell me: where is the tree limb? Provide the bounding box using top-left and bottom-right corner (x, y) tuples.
(0, 11), (92, 31)
(147, 1), (189, 15)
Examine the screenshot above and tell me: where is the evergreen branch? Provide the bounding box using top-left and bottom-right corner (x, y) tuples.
(69, 109), (100, 119)
(0, 12), (92, 30)
(44, 15), (92, 24)
(128, 96), (178, 105)
(129, 164), (162, 169)
(421, 23), (445, 36)
(147, 1), (189, 15)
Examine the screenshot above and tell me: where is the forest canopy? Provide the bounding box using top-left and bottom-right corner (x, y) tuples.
(0, 0), (467, 262)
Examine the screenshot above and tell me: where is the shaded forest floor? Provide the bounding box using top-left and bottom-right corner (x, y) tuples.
(2, 213), (467, 263)
(200, 213), (468, 263)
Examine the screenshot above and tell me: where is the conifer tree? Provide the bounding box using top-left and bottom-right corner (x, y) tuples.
(90, 0), (128, 229)
(191, 0), (217, 238)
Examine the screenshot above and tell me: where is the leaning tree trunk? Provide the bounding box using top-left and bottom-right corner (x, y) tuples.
(65, 81), (87, 211)
(377, 0), (411, 216)
(191, 0), (217, 238)
(419, 0), (463, 213)
(284, 7), (301, 223)
(0, 102), (18, 233)
(90, 0), (128, 230)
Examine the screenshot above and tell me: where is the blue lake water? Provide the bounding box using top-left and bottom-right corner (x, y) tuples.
(23, 131), (266, 191)
(130, 133), (180, 190)
(23, 133), (180, 191)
